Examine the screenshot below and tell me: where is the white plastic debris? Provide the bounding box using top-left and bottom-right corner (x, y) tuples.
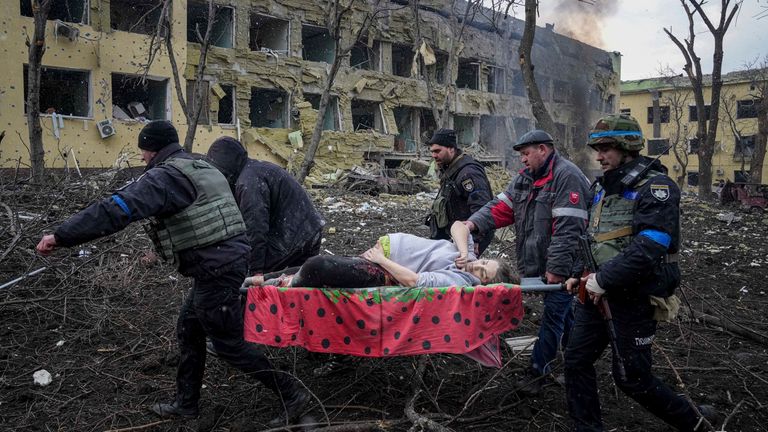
(78, 249), (91, 257)
(55, 340), (65, 347)
(33, 369), (52, 386)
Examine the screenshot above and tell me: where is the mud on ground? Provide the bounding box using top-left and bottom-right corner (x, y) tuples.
(1, 171), (767, 431)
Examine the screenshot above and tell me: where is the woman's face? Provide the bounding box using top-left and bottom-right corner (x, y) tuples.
(466, 259), (500, 283)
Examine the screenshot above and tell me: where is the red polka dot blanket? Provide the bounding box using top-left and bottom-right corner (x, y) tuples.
(243, 283), (524, 368)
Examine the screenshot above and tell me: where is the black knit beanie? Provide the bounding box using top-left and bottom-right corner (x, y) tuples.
(426, 128), (457, 148)
(207, 137), (248, 183)
(138, 120), (179, 151)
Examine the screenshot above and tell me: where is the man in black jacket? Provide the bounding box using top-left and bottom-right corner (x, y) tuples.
(206, 137), (325, 278)
(36, 121), (309, 427)
(425, 129), (493, 254)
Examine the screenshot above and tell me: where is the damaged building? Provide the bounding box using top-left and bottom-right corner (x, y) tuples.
(2, 0), (620, 179)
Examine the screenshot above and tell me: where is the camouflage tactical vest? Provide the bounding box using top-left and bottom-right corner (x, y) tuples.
(588, 170), (663, 266)
(146, 158), (245, 264)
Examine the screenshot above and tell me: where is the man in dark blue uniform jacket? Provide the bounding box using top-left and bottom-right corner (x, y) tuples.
(36, 121), (309, 427)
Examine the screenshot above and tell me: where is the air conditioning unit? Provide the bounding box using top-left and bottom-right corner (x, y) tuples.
(673, 164), (681, 171)
(55, 20), (79, 42)
(716, 168), (725, 176)
(97, 119), (116, 139)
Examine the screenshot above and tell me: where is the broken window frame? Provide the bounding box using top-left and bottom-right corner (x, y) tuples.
(419, 109), (438, 144)
(620, 108), (631, 116)
(249, 13), (290, 54)
(110, 0), (165, 35)
(453, 115), (478, 146)
(351, 99), (385, 133)
(688, 137), (700, 154)
(216, 84), (236, 125)
(736, 99), (760, 119)
(305, 93), (341, 131)
(301, 24), (335, 63)
(186, 80), (211, 125)
(21, 0), (89, 25)
(734, 134), (756, 159)
(646, 106), (670, 124)
(187, 2), (236, 49)
(23, 64), (91, 118)
(111, 73), (170, 121)
(350, 39), (380, 71)
(688, 104), (711, 122)
(687, 171), (699, 187)
(646, 138), (670, 156)
(249, 87), (290, 129)
(393, 106), (417, 152)
(456, 59), (480, 90)
(486, 65), (506, 94)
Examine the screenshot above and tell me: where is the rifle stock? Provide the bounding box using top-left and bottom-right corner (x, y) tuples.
(577, 235), (627, 381)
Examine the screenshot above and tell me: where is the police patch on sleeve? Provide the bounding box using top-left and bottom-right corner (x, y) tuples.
(462, 178), (475, 192)
(650, 184), (670, 201)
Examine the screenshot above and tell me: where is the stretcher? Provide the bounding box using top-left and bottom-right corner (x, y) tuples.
(240, 278), (562, 368)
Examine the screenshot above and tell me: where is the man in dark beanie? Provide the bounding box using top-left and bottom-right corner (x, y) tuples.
(206, 136), (325, 283)
(425, 128), (493, 254)
(37, 120), (310, 427)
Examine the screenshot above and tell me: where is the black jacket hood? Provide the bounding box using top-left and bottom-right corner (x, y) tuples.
(207, 137), (248, 185)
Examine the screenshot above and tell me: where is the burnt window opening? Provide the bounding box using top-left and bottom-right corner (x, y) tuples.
(511, 71), (526, 97)
(420, 109), (437, 143)
(250, 14), (289, 53)
(112, 74), (168, 120)
(734, 134), (756, 159)
(23, 65), (90, 117)
(392, 44), (413, 78)
(647, 138), (670, 156)
(351, 99), (383, 133)
(215, 84), (235, 125)
(553, 80), (569, 103)
(512, 117), (530, 142)
(605, 94), (615, 113)
(350, 40), (380, 70)
(736, 99), (760, 119)
(393, 107), (416, 152)
(480, 116), (507, 154)
(454, 115), (477, 146)
(425, 51), (449, 84)
(647, 106), (670, 124)
(186, 80), (211, 125)
(305, 93), (340, 131)
(21, 0), (88, 24)
(456, 59), (479, 90)
(302, 24), (335, 63)
(250, 88), (288, 128)
(688, 104), (711, 122)
(110, 0), (163, 34)
(188, 81), (235, 125)
(688, 137), (700, 154)
(487, 66), (506, 94)
(687, 172), (699, 187)
(555, 123), (567, 144)
(620, 108), (631, 116)
(187, 2), (234, 48)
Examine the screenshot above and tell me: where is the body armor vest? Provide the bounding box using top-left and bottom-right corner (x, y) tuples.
(588, 170), (662, 266)
(147, 158), (245, 264)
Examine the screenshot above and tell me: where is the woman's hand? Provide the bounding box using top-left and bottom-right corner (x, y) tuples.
(362, 241), (386, 264)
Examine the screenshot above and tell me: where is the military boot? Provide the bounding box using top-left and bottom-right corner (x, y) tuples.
(150, 401), (199, 419)
(267, 379), (310, 428)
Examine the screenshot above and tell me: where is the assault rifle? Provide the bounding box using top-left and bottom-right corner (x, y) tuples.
(578, 235), (626, 381)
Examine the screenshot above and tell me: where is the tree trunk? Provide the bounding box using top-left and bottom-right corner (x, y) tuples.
(750, 96), (767, 184)
(25, 0), (53, 181)
(297, 54), (344, 184)
(518, 0), (561, 156)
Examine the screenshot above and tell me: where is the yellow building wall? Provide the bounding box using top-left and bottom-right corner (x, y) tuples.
(620, 80), (765, 187)
(0, 2), (283, 169)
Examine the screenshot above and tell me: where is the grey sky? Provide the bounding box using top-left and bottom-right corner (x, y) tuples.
(539, 0), (768, 81)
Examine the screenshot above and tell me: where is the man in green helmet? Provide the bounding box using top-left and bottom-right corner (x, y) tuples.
(563, 114), (716, 431)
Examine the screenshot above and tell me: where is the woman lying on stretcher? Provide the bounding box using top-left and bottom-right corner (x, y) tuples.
(245, 222), (517, 289)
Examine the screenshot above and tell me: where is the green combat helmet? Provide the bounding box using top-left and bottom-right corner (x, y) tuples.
(588, 114), (645, 151)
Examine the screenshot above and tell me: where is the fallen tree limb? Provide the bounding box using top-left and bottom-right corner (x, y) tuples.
(682, 306), (768, 346)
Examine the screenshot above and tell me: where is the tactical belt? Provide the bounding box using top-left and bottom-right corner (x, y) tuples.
(592, 226), (633, 242)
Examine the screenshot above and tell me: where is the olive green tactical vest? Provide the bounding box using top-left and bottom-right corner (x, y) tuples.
(147, 158), (245, 264)
(588, 170), (662, 266)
